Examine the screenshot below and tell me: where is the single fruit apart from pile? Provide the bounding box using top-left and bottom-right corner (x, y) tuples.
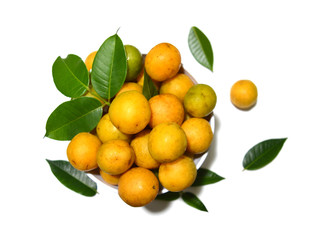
(159, 155), (197, 192)
(230, 79), (258, 109)
(181, 117), (213, 154)
(109, 90), (151, 134)
(184, 84), (217, 117)
(116, 82), (142, 97)
(67, 132), (101, 171)
(118, 167), (159, 207)
(124, 45), (143, 81)
(97, 139), (135, 175)
(96, 114), (131, 144)
(85, 51), (97, 71)
(99, 169), (122, 186)
(148, 122), (187, 163)
(145, 42), (181, 82)
(148, 93), (185, 128)
(160, 73), (194, 102)
(130, 129), (160, 169)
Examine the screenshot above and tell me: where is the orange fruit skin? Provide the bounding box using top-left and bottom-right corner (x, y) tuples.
(67, 132), (101, 171)
(148, 93), (185, 128)
(145, 43), (181, 82)
(160, 73), (194, 102)
(116, 82), (143, 97)
(230, 80), (258, 110)
(181, 118), (213, 154)
(99, 169), (122, 186)
(130, 129), (160, 169)
(96, 114), (131, 144)
(118, 167), (159, 207)
(109, 91), (151, 134)
(159, 155), (197, 192)
(97, 139), (135, 175)
(148, 122), (187, 163)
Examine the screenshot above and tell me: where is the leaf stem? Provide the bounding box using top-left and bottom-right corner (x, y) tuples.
(87, 86), (110, 106)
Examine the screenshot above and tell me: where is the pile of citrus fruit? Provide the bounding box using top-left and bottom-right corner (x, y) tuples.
(66, 42), (217, 207)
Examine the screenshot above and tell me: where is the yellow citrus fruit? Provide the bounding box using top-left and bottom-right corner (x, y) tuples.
(109, 90), (151, 134)
(118, 167), (159, 207)
(85, 51), (97, 71)
(148, 122), (187, 163)
(148, 93), (185, 128)
(160, 73), (194, 102)
(181, 117), (213, 154)
(136, 67), (161, 90)
(145, 43), (181, 82)
(99, 169), (122, 186)
(67, 132), (101, 171)
(96, 113), (132, 144)
(230, 79), (258, 109)
(97, 139), (135, 175)
(184, 84), (217, 117)
(158, 155), (197, 192)
(130, 129), (160, 169)
(116, 82), (142, 97)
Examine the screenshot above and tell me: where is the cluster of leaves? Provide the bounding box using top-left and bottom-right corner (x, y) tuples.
(45, 26), (287, 212)
(45, 33), (158, 141)
(45, 34), (124, 141)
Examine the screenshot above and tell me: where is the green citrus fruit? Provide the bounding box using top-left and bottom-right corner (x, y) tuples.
(124, 45), (142, 81)
(184, 84), (217, 117)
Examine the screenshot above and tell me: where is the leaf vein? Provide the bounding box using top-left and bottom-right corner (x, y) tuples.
(47, 103), (102, 137)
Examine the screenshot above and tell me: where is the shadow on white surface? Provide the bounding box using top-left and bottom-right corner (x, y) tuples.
(144, 198), (174, 213)
(202, 114), (220, 170)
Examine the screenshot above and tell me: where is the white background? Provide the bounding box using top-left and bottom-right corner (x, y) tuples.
(1, 0), (309, 239)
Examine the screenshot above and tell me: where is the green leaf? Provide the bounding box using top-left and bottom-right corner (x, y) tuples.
(52, 54), (89, 98)
(91, 34), (127, 100)
(45, 97), (103, 140)
(46, 160), (97, 197)
(142, 69), (158, 100)
(243, 138), (288, 170)
(188, 26), (214, 71)
(192, 168), (225, 186)
(156, 191), (180, 201)
(181, 192), (208, 212)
